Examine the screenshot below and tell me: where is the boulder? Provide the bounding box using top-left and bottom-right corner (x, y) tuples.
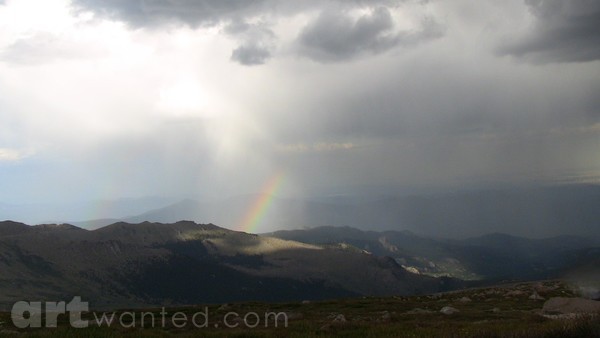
(440, 306), (459, 315)
(319, 313), (348, 331)
(378, 311), (391, 321)
(542, 297), (600, 314)
(333, 314), (347, 323)
(529, 291), (545, 300)
(458, 297), (472, 303)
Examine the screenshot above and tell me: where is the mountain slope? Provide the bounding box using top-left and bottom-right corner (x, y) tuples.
(267, 226), (600, 282)
(0, 221), (459, 310)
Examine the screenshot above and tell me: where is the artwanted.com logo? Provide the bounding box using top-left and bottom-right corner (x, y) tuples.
(11, 297), (289, 329)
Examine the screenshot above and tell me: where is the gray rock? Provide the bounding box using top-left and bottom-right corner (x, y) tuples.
(542, 313), (582, 320)
(542, 297), (600, 314)
(577, 286), (600, 300)
(529, 291), (545, 300)
(440, 306), (459, 315)
(379, 311), (391, 321)
(320, 313), (348, 330)
(333, 314), (347, 323)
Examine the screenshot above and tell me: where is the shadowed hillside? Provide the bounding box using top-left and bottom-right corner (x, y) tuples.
(0, 221), (462, 311)
(267, 226), (600, 283)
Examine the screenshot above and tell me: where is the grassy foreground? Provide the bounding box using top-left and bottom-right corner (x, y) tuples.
(0, 280), (598, 337)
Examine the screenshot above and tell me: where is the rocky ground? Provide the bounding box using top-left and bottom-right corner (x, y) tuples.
(0, 280), (598, 337)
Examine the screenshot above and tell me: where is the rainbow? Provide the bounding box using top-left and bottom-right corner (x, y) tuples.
(238, 172), (285, 233)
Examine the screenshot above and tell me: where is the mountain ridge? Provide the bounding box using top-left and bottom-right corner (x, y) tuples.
(266, 225), (600, 282)
(67, 184), (600, 239)
(0, 220), (461, 311)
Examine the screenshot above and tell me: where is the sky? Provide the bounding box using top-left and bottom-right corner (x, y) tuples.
(0, 0), (599, 208)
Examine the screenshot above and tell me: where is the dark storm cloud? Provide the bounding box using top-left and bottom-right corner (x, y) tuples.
(231, 43), (271, 65)
(260, 46), (600, 188)
(223, 20), (253, 35)
(74, 0), (279, 66)
(501, 0), (600, 63)
(72, 0), (403, 28)
(297, 7), (442, 62)
(72, 0), (268, 27)
(72, 1), (430, 65)
(224, 20), (275, 66)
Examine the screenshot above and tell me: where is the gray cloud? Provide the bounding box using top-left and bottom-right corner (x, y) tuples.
(71, 1), (428, 65)
(2, 0), (600, 219)
(297, 7), (442, 62)
(501, 0), (600, 63)
(74, 1), (283, 66)
(72, 0), (404, 28)
(224, 20), (275, 66)
(276, 65), (599, 141)
(256, 39), (600, 189)
(72, 0), (268, 27)
(231, 43), (271, 65)
(223, 20), (252, 35)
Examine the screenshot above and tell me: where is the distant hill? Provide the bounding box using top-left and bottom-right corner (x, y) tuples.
(73, 184), (600, 239)
(0, 196), (173, 225)
(2, 220), (597, 311)
(0, 221), (461, 311)
(267, 226), (600, 282)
